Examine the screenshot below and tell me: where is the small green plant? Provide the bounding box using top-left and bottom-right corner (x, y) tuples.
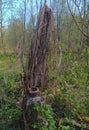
(58, 119), (71, 130)
(1, 103), (21, 123)
(0, 70), (22, 130)
(34, 104), (57, 130)
(9, 53), (16, 63)
(0, 102), (22, 130)
(58, 118), (86, 130)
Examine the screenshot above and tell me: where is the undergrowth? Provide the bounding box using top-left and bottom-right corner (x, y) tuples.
(0, 47), (89, 130)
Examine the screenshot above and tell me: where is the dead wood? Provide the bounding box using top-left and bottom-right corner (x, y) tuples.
(24, 4), (53, 93)
(22, 4), (54, 130)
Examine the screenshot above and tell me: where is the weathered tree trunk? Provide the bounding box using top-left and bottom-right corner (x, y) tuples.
(23, 87), (42, 130)
(26, 4), (53, 91)
(22, 4), (53, 130)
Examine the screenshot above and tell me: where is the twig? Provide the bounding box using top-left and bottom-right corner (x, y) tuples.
(58, 46), (62, 69)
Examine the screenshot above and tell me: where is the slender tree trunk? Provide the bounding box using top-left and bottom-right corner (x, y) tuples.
(0, 0), (4, 53)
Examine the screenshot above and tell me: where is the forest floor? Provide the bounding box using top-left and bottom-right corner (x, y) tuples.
(0, 51), (89, 130)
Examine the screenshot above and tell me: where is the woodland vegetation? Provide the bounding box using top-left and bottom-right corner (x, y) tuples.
(0, 0), (89, 130)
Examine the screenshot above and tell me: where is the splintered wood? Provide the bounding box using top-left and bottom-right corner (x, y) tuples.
(25, 4), (53, 93)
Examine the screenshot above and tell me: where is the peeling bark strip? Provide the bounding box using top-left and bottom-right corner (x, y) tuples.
(26, 4), (53, 92)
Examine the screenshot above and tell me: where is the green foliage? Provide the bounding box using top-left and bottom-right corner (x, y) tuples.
(1, 103), (21, 123)
(58, 119), (71, 130)
(6, 72), (21, 89)
(0, 54), (7, 60)
(52, 93), (77, 119)
(34, 104), (57, 130)
(0, 53), (16, 62)
(0, 56), (23, 130)
(58, 118), (86, 130)
(0, 71), (22, 101)
(55, 48), (89, 116)
(46, 44), (89, 129)
(0, 102), (22, 130)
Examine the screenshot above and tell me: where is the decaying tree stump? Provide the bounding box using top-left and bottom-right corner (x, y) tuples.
(23, 4), (53, 130)
(26, 4), (53, 91)
(23, 87), (42, 130)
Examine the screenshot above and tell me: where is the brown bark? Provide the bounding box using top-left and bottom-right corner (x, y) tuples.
(22, 4), (53, 130)
(25, 4), (53, 93)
